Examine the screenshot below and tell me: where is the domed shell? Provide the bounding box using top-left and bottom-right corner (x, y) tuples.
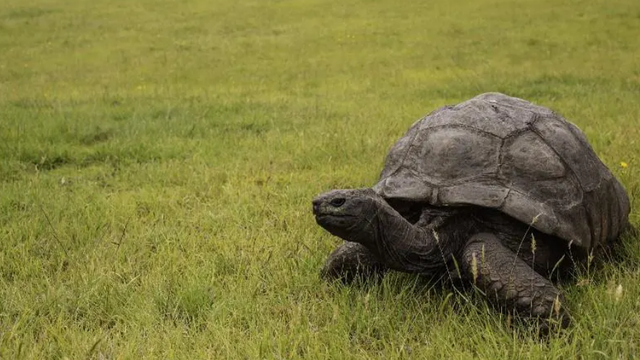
(373, 93), (630, 249)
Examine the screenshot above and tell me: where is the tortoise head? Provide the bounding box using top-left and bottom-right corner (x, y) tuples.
(312, 188), (384, 245)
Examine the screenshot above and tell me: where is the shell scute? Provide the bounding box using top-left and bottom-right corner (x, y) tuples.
(375, 93), (630, 249)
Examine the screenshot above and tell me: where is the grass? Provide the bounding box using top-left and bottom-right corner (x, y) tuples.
(1, 0), (640, 358)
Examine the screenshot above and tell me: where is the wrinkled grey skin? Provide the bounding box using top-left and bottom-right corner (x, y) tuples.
(313, 93), (632, 332)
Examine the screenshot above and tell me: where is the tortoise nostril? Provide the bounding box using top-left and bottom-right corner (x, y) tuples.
(329, 198), (346, 207)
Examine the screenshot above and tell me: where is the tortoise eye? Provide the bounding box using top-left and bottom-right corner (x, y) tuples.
(329, 198), (346, 207)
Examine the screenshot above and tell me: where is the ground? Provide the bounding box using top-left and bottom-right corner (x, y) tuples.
(1, 0), (640, 358)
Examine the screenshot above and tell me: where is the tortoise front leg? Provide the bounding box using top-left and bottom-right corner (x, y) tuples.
(321, 242), (388, 283)
(460, 233), (570, 331)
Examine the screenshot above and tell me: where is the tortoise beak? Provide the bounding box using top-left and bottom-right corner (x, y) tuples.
(312, 198), (322, 215)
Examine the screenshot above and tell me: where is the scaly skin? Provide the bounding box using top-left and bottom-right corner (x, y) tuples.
(321, 242), (387, 282)
(461, 233), (571, 331)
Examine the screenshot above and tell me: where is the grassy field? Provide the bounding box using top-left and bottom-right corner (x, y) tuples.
(1, 0), (640, 358)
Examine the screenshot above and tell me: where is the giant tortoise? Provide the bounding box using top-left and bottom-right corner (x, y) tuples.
(312, 92), (631, 330)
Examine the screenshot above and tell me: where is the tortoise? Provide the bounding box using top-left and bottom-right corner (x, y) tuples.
(312, 92), (631, 330)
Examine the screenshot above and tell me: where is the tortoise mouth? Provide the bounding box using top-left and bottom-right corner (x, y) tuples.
(314, 212), (357, 221)
(314, 213), (358, 230)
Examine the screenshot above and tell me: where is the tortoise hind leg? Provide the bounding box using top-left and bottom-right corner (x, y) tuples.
(321, 242), (388, 283)
(460, 233), (570, 332)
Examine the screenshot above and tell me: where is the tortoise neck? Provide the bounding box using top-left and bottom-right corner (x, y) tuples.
(366, 203), (453, 274)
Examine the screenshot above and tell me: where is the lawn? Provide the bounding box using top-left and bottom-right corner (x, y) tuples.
(1, 0), (640, 358)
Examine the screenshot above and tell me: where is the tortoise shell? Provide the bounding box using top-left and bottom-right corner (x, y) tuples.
(373, 93), (630, 249)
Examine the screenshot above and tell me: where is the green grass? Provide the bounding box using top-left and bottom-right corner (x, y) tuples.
(1, 0), (640, 358)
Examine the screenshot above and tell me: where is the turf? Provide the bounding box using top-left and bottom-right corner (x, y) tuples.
(1, 0), (640, 358)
